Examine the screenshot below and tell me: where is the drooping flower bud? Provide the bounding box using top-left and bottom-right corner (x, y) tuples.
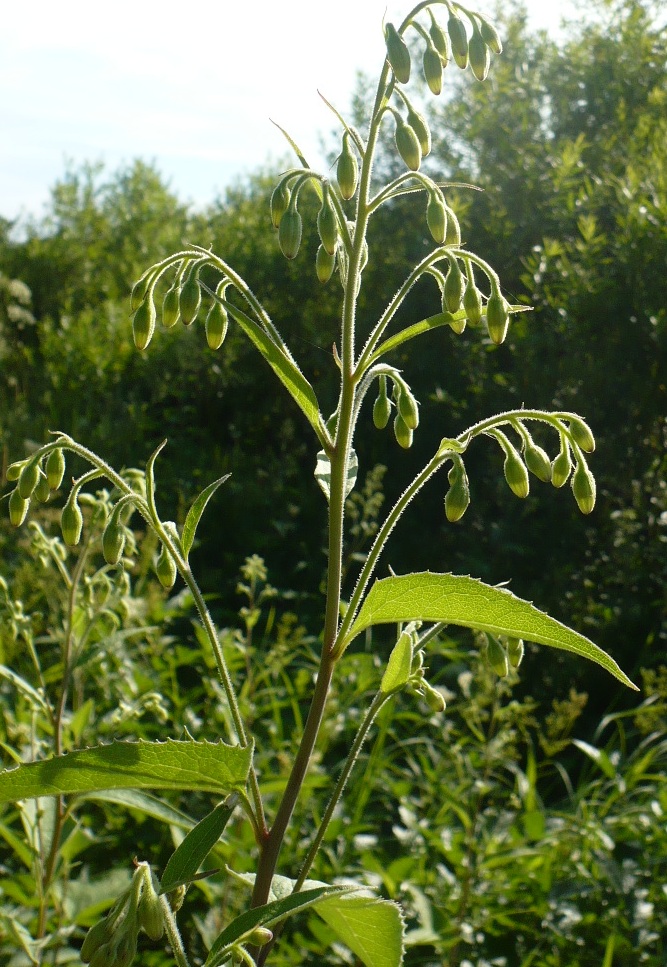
(423, 42), (443, 95)
(507, 637), (524, 669)
(162, 284), (181, 329)
(270, 179), (292, 229)
(469, 24), (490, 82)
(422, 681), (447, 713)
(316, 245), (336, 284)
(130, 274), (151, 313)
(205, 300), (229, 350)
(6, 460), (26, 482)
(463, 275), (483, 327)
(397, 386), (419, 430)
(46, 447), (66, 490)
(428, 11), (451, 64)
(485, 292), (509, 344)
(102, 510), (126, 566)
(179, 271), (201, 326)
(373, 376), (391, 429)
(551, 440), (572, 488)
(132, 297), (156, 350)
(444, 206), (461, 246)
(485, 636), (509, 677)
(406, 105), (431, 157)
(571, 460), (596, 514)
(444, 457), (470, 522)
(568, 417), (595, 452)
(385, 23), (411, 84)
(247, 927), (274, 946)
(394, 116), (422, 171)
(337, 133), (358, 200)
(317, 187), (338, 256)
(278, 199), (303, 260)
(9, 488), (29, 527)
(393, 412), (414, 449)
(81, 917), (114, 963)
(426, 190), (447, 244)
(503, 442), (530, 499)
(444, 258), (464, 313)
(479, 19), (503, 54)
(448, 12), (469, 69)
(18, 459), (41, 499)
(34, 471), (51, 503)
(156, 542), (177, 589)
(138, 883), (164, 941)
(523, 439), (553, 483)
(61, 495), (84, 546)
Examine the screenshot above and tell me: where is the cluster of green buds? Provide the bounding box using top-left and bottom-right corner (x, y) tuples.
(426, 254), (512, 343)
(481, 633), (525, 678)
(81, 861), (164, 967)
(381, 624), (447, 713)
(384, 5), (503, 172)
(6, 446), (66, 527)
(484, 415), (596, 512)
(372, 372), (420, 449)
(130, 256), (232, 353)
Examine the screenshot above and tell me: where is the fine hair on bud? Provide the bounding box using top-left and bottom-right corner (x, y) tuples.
(395, 116), (422, 171)
(448, 12), (469, 70)
(444, 258), (464, 313)
(385, 22), (411, 84)
(270, 179), (291, 229)
(485, 292), (509, 344)
(423, 42), (443, 95)
(407, 105), (431, 157)
(429, 11), (451, 64)
(571, 459), (596, 514)
(179, 270), (202, 326)
(279, 200), (303, 260)
(426, 190), (447, 244)
(132, 296), (156, 350)
(551, 438), (572, 488)
(393, 412), (413, 449)
(469, 23), (490, 82)
(337, 132), (358, 200)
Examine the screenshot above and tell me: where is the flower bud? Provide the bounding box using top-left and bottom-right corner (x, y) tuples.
(503, 444), (530, 499)
(385, 23), (411, 84)
(102, 515), (126, 566)
(393, 413), (413, 449)
(247, 926), (274, 946)
(507, 637), (524, 669)
(373, 378), (391, 429)
(407, 106), (431, 157)
(469, 24), (490, 82)
(18, 459), (41, 499)
(551, 443), (572, 488)
(568, 417), (595, 452)
(448, 314), (466, 335)
(397, 387), (419, 430)
(426, 191), (447, 244)
(571, 460), (596, 514)
(394, 117), (421, 171)
(444, 206), (461, 246)
(463, 278), (483, 327)
(34, 471), (51, 503)
(485, 293), (509, 344)
(279, 200), (303, 260)
(317, 190), (338, 256)
(88, 941), (114, 967)
(444, 459), (470, 522)
(337, 133), (358, 200)
(111, 927), (139, 967)
(61, 496), (84, 546)
(205, 300), (229, 350)
(423, 42), (443, 95)
(6, 460), (26, 482)
(270, 180), (291, 229)
(422, 681), (447, 713)
(444, 259), (464, 313)
(162, 284), (181, 329)
(130, 274), (151, 312)
(138, 888), (164, 941)
(156, 543), (177, 589)
(315, 245), (336, 284)
(167, 885), (186, 912)
(81, 918), (114, 963)
(485, 636), (509, 677)
(448, 13), (469, 70)
(429, 12), (451, 64)
(132, 297), (156, 350)
(46, 448), (66, 490)
(523, 440), (552, 483)
(179, 273), (201, 326)
(480, 19), (503, 54)
(9, 487), (29, 527)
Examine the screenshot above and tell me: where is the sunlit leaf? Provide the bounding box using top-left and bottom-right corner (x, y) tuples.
(160, 795), (238, 894)
(181, 475), (230, 559)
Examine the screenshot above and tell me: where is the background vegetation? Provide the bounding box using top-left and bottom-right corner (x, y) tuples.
(1, 0), (665, 963)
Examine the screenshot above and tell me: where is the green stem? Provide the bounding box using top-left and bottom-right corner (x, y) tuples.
(160, 896), (193, 967)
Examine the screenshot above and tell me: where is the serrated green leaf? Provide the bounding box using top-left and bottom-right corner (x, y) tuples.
(343, 572), (637, 690)
(0, 739), (252, 804)
(205, 886), (351, 967)
(204, 287), (326, 446)
(317, 893), (405, 967)
(160, 796), (238, 894)
(181, 475), (230, 560)
(315, 449), (358, 501)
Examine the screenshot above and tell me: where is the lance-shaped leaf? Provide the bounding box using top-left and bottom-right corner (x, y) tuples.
(0, 739), (252, 804)
(160, 795), (239, 894)
(205, 885), (352, 967)
(181, 474), (230, 560)
(203, 286), (327, 447)
(342, 572), (637, 689)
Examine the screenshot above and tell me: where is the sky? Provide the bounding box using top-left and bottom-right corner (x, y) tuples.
(1, 0), (577, 223)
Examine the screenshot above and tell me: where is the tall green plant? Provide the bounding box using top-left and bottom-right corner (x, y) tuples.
(2, 3), (636, 965)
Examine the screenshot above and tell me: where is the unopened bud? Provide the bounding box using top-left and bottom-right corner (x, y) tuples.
(448, 13), (469, 69)
(426, 191), (447, 244)
(444, 259), (464, 313)
(18, 459), (41, 499)
(551, 443), (572, 488)
(156, 543), (177, 589)
(205, 300), (229, 350)
(429, 12), (451, 64)
(393, 413), (413, 449)
(444, 206), (461, 246)
(397, 387), (419, 430)
(61, 497), (84, 546)
(507, 637), (524, 669)
(46, 448), (66, 490)
(571, 460), (596, 514)
(34, 471), (51, 503)
(385, 23), (411, 84)
(407, 106), (431, 157)
(480, 19), (503, 54)
(463, 278), (483, 327)
(130, 274), (151, 312)
(9, 488), (29, 527)
(524, 440), (552, 483)
(337, 133), (358, 200)
(422, 682), (447, 713)
(279, 201), (303, 260)
(485, 293), (509, 344)
(373, 385), (392, 430)
(423, 42), (443, 95)
(444, 458), (470, 522)
(133, 297), (156, 350)
(503, 445), (530, 499)
(162, 284), (181, 329)
(179, 273), (201, 326)
(6, 460), (26, 482)
(138, 888), (164, 941)
(485, 636), (509, 677)
(317, 190), (338, 256)
(102, 516), (126, 567)
(270, 180), (291, 229)
(469, 25), (490, 82)
(395, 117), (422, 171)
(81, 918), (113, 963)
(568, 417), (595, 453)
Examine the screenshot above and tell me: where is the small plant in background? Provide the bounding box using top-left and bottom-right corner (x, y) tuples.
(1, 3), (637, 966)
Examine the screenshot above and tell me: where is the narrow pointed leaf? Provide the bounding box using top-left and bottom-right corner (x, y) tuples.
(315, 449), (358, 501)
(82, 789), (196, 830)
(181, 474), (230, 560)
(572, 739), (617, 779)
(160, 795), (239, 894)
(343, 572), (637, 689)
(205, 886), (351, 967)
(0, 739), (252, 804)
(145, 438), (167, 517)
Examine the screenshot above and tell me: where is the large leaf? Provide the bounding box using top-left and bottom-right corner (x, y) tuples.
(0, 739), (252, 804)
(160, 795), (238, 894)
(203, 286), (326, 445)
(181, 474), (230, 559)
(228, 872), (403, 967)
(205, 885), (351, 967)
(343, 572), (637, 689)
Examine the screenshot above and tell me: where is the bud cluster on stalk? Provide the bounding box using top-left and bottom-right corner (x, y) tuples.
(428, 255), (512, 343)
(371, 372), (420, 449)
(480, 633), (524, 678)
(381, 624), (447, 713)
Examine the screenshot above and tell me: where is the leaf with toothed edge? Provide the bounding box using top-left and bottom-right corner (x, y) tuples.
(342, 572), (637, 689)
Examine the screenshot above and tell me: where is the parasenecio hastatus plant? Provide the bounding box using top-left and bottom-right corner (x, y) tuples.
(2, 3), (637, 966)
